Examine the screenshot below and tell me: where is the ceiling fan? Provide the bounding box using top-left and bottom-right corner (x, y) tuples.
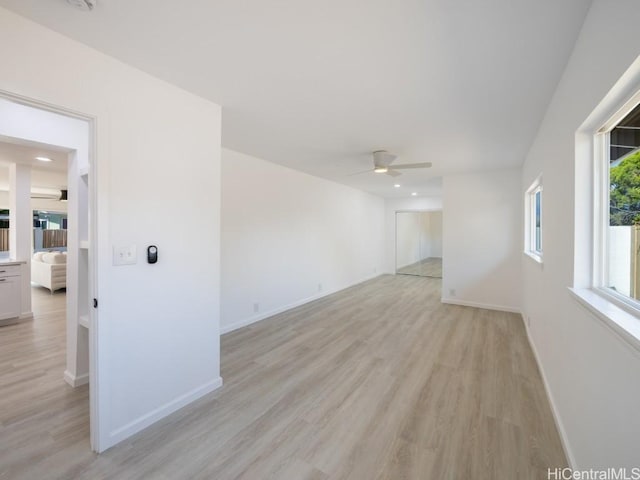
(356, 150), (432, 177)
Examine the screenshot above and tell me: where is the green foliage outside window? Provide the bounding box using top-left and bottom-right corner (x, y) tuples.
(610, 150), (640, 226)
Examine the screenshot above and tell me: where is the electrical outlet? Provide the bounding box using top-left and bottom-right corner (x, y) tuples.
(373, 266), (377, 273)
(318, 283), (323, 292)
(449, 288), (456, 297)
(253, 303), (259, 313)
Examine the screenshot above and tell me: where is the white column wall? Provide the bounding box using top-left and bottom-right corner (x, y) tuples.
(442, 168), (522, 312)
(9, 163), (31, 315)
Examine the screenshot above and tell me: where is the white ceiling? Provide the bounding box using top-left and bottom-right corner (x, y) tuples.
(0, 139), (69, 173)
(0, 140), (68, 193)
(0, 0), (592, 198)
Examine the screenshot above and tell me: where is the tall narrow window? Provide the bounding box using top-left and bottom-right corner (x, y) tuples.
(525, 177), (543, 262)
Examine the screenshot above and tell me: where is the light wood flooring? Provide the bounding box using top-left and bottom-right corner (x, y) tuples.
(0, 275), (566, 479)
(397, 257), (442, 278)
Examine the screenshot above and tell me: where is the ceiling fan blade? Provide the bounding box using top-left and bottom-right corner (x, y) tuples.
(385, 169), (402, 177)
(347, 169), (374, 176)
(391, 162), (432, 170)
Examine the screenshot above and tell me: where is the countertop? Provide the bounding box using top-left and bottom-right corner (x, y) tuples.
(0, 259), (27, 266)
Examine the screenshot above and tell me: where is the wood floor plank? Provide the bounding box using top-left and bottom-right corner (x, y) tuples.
(1, 275), (567, 479)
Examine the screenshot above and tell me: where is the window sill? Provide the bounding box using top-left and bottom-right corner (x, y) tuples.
(524, 251), (543, 266)
(568, 287), (640, 354)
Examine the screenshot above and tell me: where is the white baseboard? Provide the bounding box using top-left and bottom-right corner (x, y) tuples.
(0, 317), (19, 326)
(106, 377), (223, 450)
(221, 273), (382, 334)
(440, 297), (521, 313)
(0, 312), (34, 327)
(64, 370), (89, 387)
(520, 315), (576, 469)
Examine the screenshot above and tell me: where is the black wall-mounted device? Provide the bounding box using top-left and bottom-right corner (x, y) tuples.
(147, 245), (158, 264)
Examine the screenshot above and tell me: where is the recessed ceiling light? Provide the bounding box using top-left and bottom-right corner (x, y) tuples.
(411, 192), (417, 196)
(35, 157), (52, 162)
(393, 184), (401, 188)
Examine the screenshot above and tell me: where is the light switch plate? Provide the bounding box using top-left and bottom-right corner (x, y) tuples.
(113, 245), (137, 266)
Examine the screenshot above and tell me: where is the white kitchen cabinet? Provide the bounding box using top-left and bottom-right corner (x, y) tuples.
(0, 263), (22, 322)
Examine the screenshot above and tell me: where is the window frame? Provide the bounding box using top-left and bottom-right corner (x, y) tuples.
(524, 175), (543, 264)
(593, 91), (640, 316)
(570, 64), (640, 353)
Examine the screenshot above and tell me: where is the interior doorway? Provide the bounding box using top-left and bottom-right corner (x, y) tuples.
(395, 210), (443, 278)
(0, 139), (70, 315)
(0, 92), (97, 450)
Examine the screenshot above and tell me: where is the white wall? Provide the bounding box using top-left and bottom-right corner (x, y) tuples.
(221, 148), (384, 333)
(521, 0), (640, 468)
(0, 7), (221, 451)
(442, 168), (522, 312)
(384, 196), (442, 273)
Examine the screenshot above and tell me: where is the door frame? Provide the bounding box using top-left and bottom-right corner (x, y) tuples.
(395, 209), (443, 276)
(0, 89), (100, 451)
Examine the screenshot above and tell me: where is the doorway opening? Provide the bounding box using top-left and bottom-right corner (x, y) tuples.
(395, 210), (442, 278)
(0, 93), (97, 450)
(0, 139), (70, 309)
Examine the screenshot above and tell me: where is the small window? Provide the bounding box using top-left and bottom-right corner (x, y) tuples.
(596, 98), (640, 305)
(525, 177), (543, 262)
